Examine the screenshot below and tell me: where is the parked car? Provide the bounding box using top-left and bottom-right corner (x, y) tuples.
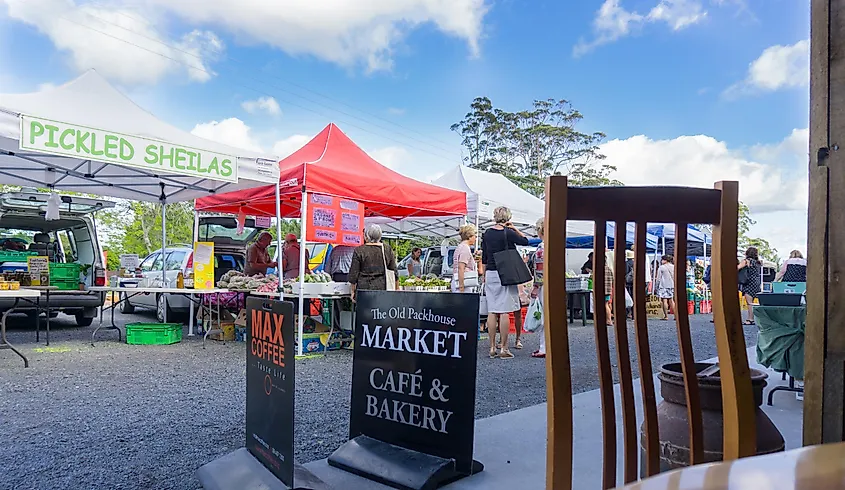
(397, 246), (460, 279)
(121, 216), (266, 322)
(0, 190), (112, 326)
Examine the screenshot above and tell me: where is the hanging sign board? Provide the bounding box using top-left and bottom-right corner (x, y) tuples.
(305, 193), (364, 246)
(27, 256), (50, 286)
(119, 254), (140, 270)
(193, 242), (215, 289)
(245, 297), (295, 486)
(20, 115), (238, 183)
(254, 216), (271, 228)
(344, 290), (481, 475)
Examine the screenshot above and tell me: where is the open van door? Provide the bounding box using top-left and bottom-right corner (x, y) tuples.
(196, 216), (266, 247)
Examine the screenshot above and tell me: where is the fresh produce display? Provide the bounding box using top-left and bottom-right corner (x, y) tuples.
(294, 271), (332, 283)
(399, 274), (450, 290)
(217, 270), (278, 290)
(256, 279), (280, 293)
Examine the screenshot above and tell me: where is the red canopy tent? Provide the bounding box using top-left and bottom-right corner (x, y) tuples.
(196, 124), (466, 356)
(194, 123), (467, 219)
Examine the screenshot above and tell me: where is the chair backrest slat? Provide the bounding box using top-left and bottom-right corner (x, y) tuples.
(672, 222), (705, 465)
(633, 222), (661, 478)
(591, 221), (618, 490)
(543, 176), (574, 489)
(712, 181), (757, 460)
(612, 221), (638, 484)
(543, 177), (756, 490)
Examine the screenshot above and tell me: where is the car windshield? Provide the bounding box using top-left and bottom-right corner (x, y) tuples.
(200, 224), (259, 241)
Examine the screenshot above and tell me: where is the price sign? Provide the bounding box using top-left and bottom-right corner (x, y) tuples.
(306, 193), (363, 245)
(27, 256), (50, 286)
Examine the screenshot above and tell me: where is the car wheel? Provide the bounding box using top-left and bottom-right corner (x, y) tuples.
(119, 293), (135, 314)
(156, 294), (174, 323)
(75, 314), (94, 327)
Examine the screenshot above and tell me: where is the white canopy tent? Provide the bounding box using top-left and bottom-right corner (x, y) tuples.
(0, 70), (279, 202)
(0, 70), (280, 294)
(376, 165), (594, 238)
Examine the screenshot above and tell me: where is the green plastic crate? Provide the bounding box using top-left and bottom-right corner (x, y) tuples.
(0, 251), (36, 263)
(51, 278), (80, 290)
(125, 323), (183, 345)
(50, 263), (82, 281)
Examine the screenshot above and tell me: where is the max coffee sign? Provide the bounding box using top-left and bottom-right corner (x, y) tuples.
(349, 290), (480, 475)
(246, 297), (294, 486)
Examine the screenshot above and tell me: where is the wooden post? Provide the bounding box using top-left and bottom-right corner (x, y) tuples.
(806, 0), (845, 445)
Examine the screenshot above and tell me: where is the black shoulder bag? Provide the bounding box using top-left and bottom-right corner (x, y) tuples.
(493, 229), (533, 286)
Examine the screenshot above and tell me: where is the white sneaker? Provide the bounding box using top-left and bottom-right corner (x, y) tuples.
(796, 392), (804, 401)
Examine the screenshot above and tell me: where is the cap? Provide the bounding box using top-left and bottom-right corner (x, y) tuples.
(285, 233), (297, 242)
(626, 250), (635, 259)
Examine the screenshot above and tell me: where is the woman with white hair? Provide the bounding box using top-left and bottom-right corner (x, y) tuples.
(348, 224), (398, 301)
(481, 206), (529, 359)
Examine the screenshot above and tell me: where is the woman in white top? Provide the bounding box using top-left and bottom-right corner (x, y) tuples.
(452, 224), (478, 293)
(656, 255), (675, 320)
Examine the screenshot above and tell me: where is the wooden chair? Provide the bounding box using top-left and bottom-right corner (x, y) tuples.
(543, 177), (756, 489)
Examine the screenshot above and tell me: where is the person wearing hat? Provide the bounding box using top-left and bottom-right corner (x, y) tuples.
(245, 232), (278, 276)
(281, 233), (311, 280)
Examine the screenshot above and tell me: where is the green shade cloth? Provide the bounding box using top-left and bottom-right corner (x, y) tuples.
(754, 305), (805, 380)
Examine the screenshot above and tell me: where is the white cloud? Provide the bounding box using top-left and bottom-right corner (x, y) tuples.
(598, 128), (809, 258)
(241, 96), (282, 116)
(2, 0), (223, 85)
(574, 0), (707, 56)
(271, 134), (311, 159)
(724, 40), (809, 97)
(140, 0), (489, 73)
(190, 118), (263, 152)
(369, 146), (410, 169)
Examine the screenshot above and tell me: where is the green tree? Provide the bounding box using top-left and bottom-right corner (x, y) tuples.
(698, 201), (779, 262)
(451, 97), (620, 196)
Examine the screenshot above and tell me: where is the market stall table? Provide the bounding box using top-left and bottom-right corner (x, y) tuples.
(0, 288), (41, 367)
(754, 304), (806, 404)
(89, 286), (229, 345)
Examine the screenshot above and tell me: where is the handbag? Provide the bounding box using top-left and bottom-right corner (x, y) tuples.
(380, 244), (396, 291)
(479, 284), (489, 316)
(738, 266), (749, 286)
(494, 248), (533, 287)
(453, 270), (480, 291)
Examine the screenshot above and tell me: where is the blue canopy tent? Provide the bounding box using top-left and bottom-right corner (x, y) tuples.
(527, 223), (659, 251)
(648, 223), (712, 257)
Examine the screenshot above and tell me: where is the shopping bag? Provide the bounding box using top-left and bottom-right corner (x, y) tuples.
(479, 285), (489, 316)
(523, 298), (543, 332)
(624, 288), (634, 308)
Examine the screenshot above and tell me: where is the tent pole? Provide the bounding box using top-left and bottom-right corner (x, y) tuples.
(188, 210), (199, 337)
(275, 182), (284, 294)
(474, 213), (480, 249)
(297, 190), (308, 357)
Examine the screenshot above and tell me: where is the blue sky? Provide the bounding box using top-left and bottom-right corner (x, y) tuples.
(0, 0), (810, 257)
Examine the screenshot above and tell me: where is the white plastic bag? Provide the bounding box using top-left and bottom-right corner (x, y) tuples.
(625, 288), (634, 308)
(523, 298), (543, 333)
(479, 284), (489, 316)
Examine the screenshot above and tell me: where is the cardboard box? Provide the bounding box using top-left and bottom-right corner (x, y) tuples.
(300, 331), (345, 354)
(234, 309), (247, 327)
(209, 322), (235, 341)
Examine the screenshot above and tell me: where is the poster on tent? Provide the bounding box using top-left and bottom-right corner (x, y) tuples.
(193, 242), (214, 290)
(306, 193), (364, 246)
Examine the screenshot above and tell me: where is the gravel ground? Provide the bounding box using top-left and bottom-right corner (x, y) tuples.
(0, 308), (756, 490)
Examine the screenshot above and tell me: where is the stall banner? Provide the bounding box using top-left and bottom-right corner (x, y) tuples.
(193, 242), (214, 290)
(305, 193), (364, 246)
(349, 290), (480, 473)
(246, 297), (295, 486)
(27, 256), (49, 286)
(20, 115), (239, 183)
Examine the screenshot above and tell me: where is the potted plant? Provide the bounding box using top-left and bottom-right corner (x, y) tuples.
(79, 264), (92, 290)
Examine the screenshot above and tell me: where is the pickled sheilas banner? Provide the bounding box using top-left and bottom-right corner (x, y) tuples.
(305, 193), (364, 246)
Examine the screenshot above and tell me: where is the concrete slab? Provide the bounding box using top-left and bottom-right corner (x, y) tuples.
(304, 348), (804, 489)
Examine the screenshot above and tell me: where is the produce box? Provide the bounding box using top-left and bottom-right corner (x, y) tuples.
(126, 322), (182, 345)
(300, 331), (345, 354)
(565, 277), (590, 292)
(50, 263), (81, 281)
(52, 278), (80, 291)
(208, 322), (235, 341)
(0, 251), (36, 263)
